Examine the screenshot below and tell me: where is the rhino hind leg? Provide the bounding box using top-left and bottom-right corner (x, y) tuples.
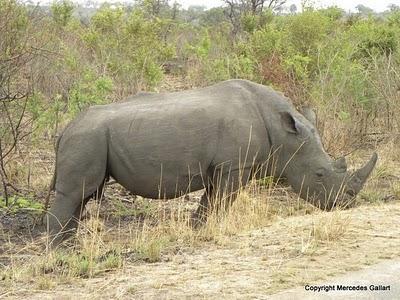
(45, 142), (108, 246)
(45, 194), (90, 245)
(46, 181), (107, 247)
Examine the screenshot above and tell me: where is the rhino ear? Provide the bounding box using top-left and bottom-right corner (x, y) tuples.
(299, 106), (317, 127)
(280, 112), (303, 134)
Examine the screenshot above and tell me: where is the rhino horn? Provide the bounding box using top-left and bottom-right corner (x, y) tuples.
(348, 153), (378, 193)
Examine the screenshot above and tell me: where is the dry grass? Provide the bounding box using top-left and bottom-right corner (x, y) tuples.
(3, 199), (399, 298)
(0, 180), (328, 285)
(1, 165), (392, 293)
(309, 212), (350, 244)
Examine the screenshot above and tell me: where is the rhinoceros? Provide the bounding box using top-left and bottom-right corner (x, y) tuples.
(45, 79), (377, 242)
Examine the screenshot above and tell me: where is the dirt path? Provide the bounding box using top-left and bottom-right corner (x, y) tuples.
(2, 202), (399, 299)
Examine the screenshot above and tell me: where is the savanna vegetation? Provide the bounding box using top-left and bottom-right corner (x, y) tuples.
(1, 0), (399, 297)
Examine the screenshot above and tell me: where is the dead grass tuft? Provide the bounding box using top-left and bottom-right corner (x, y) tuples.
(310, 212), (351, 243)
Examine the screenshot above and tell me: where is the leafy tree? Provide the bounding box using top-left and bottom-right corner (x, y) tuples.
(356, 4), (374, 16)
(223, 0), (286, 33)
(0, 0), (46, 204)
(388, 4), (399, 12)
(51, 0), (74, 27)
(199, 7), (227, 26)
(138, 0), (170, 18)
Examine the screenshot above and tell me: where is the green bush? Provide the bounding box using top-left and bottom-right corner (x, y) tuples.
(51, 0), (74, 27)
(250, 24), (283, 59)
(83, 6), (174, 91)
(284, 10), (332, 56)
(350, 19), (397, 61)
(68, 71), (113, 116)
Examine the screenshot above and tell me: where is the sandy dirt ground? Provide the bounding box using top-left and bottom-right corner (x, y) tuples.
(2, 201), (399, 300)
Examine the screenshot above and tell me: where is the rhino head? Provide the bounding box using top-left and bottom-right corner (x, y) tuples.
(275, 108), (377, 210)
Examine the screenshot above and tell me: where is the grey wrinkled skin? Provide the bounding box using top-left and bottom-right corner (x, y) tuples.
(44, 79), (377, 245)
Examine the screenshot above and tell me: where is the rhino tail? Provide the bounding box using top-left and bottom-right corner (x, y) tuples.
(43, 134), (62, 214)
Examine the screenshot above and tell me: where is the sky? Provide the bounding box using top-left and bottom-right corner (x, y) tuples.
(174, 0), (400, 12)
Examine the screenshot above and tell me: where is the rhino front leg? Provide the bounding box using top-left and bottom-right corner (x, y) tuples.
(191, 168), (252, 227)
(191, 185), (213, 227)
(213, 168), (252, 213)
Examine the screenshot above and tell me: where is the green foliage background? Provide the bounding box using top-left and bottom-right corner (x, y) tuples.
(3, 0), (399, 122)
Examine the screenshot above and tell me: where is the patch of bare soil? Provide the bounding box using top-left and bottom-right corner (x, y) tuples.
(2, 201), (399, 299)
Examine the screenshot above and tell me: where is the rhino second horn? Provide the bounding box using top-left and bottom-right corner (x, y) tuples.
(300, 106), (317, 126)
(333, 157), (347, 172)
